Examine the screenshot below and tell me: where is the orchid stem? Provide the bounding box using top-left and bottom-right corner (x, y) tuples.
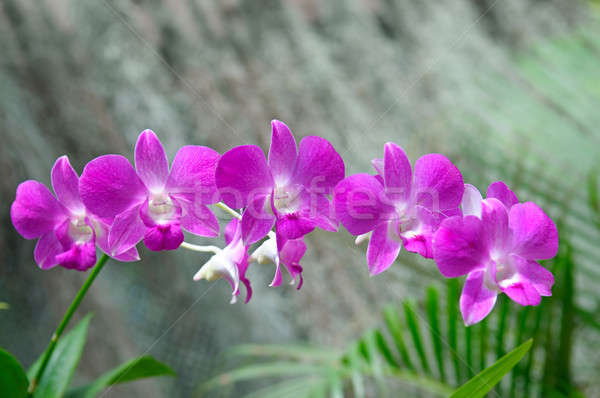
(215, 202), (242, 219)
(27, 253), (110, 397)
(180, 242), (221, 254)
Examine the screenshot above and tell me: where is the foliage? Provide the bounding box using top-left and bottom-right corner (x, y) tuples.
(0, 315), (174, 398)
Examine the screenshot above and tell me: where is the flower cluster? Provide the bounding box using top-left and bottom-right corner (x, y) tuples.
(10, 120), (558, 324)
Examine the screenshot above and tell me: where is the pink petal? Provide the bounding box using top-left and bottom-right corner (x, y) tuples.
(383, 142), (412, 203)
(509, 202), (558, 260)
(367, 222), (402, 275)
(433, 215), (488, 277)
(34, 231), (63, 270)
(276, 213), (315, 240)
(461, 184), (482, 217)
(498, 260), (542, 306)
(92, 218), (139, 261)
(511, 255), (554, 297)
(166, 145), (220, 204)
(279, 238), (306, 287)
(460, 270), (498, 325)
(241, 196), (276, 244)
(80, 155), (147, 220)
(51, 156), (84, 213)
(173, 195), (219, 237)
(108, 204), (145, 256)
(268, 120), (298, 186)
(224, 218), (241, 245)
(481, 198), (511, 254)
(371, 158), (384, 176)
(134, 129), (169, 192)
(216, 145), (274, 209)
(413, 154), (464, 212)
(143, 222), (184, 251)
(307, 193), (338, 232)
(55, 242), (97, 271)
(270, 261), (283, 287)
(487, 181), (518, 209)
(291, 136), (345, 194)
(333, 173), (395, 235)
(11, 180), (67, 239)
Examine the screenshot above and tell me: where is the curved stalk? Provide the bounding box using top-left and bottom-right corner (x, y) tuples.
(27, 253), (110, 397)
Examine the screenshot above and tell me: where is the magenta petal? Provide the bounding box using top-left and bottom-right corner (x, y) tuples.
(460, 270), (498, 325)
(383, 143), (412, 202)
(276, 214), (315, 240)
(413, 154), (464, 211)
(56, 242), (97, 271)
(511, 255), (554, 297)
(181, 204), (219, 237)
(216, 145), (273, 209)
(34, 231), (63, 269)
(499, 265), (541, 306)
(11, 180), (67, 239)
(509, 202), (558, 260)
(108, 204), (145, 255)
(292, 136), (345, 194)
(166, 145), (220, 204)
(308, 193), (338, 232)
(367, 222), (401, 275)
(143, 222), (184, 251)
(225, 218), (241, 245)
(371, 158), (384, 176)
(51, 156), (84, 213)
(241, 196), (276, 244)
(113, 247), (141, 262)
(80, 155), (147, 220)
(487, 181), (518, 209)
(433, 215), (488, 277)
(481, 198), (511, 254)
(334, 173), (394, 235)
(268, 120), (298, 185)
(92, 218), (139, 261)
(270, 261), (283, 287)
(134, 130), (169, 192)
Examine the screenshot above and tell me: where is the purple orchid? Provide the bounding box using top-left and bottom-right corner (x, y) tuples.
(193, 218), (252, 303)
(333, 142), (464, 275)
(250, 232), (307, 289)
(433, 181), (558, 325)
(215, 120), (345, 245)
(79, 129), (220, 255)
(10, 156), (138, 271)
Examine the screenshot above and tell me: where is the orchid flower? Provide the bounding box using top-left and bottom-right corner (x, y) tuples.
(215, 120), (345, 245)
(333, 142), (464, 275)
(250, 232), (307, 289)
(193, 218), (252, 303)
(10, 156), (138, 271)
(79, 130), (220, 255)
(433, 181), (558, 325)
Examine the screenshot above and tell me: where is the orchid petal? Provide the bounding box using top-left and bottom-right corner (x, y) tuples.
(241, 196), (276, 244)
(413, 153), (463, 211)
(333, 173), (395, 235)
(268, 120), (298, 186)
(34, 231), (63, 270)
(461, 184), (483, 218)
(55, 242), (97, 271)
(143, 222), (184, 251)
(487, 181), (518, 209)
(433, 215), (487, 277)
(367, 222), (401, 275)
(510, 255), (554, 297)
(173, 195), (219, 237)
(383, 142), (412, 202)
(80, 155), (147, 220)
(51, 156), (84, 213)
(11, 180), (67, 239)
(481, 198), (511, 254)
(509, 202), (558, 260)
(166, 145), (220, 204)
(134, 129), (169, 192)
(216, 145), (273, 209)
(276, 214), (315, 240)
(292, 136), (345, 194)
(460, 270), (498, 325)
(108, 204), (145, 255)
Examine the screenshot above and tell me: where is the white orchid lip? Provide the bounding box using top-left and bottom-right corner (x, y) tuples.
(148, 191), (175, 223)
(68, 215), (93, 243)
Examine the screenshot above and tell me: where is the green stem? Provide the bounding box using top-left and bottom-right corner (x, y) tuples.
(27, 253), (110, 397)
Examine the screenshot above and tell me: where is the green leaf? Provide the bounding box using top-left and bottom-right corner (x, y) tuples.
(450, 339), (533, 398)
(447, 279), (461, 384)
(382, 305), (414, 371)
(65, 356), (174, 398)
(0, 302), (9, 310)
(0, 347), (29, 398)
(404, 300), (430, 375)
(28, 314), (92, 398)
(426, 286), (446, 382)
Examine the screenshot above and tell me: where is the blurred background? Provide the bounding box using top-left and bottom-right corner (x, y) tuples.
(1, 0), (600, 397)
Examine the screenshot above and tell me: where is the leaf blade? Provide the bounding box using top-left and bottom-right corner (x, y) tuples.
(0, 347), (29, 398)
